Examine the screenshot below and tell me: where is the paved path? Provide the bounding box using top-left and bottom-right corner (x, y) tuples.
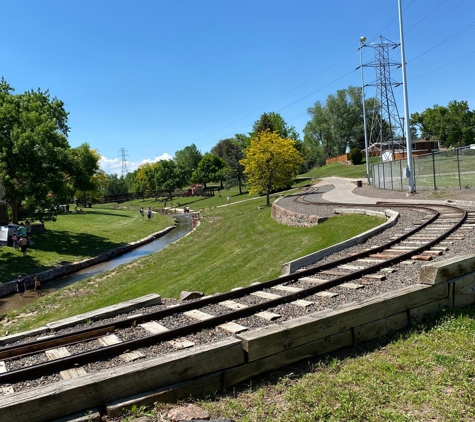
(314, 177), (450, 205)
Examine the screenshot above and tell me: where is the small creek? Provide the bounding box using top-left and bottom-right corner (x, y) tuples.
(0, 215), (192, 313)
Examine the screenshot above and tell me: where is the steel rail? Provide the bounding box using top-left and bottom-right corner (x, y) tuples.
(0, 204), (466, 385)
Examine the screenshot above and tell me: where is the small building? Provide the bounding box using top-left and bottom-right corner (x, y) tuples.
(363, 139), (440, 161)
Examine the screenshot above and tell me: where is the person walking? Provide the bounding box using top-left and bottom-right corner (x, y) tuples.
(34, 276), (42, 297)
(11, 233), (19, 250)
(17, 275), (26, 298)
(227, 196), (230, 205)
(18, 235), (28, 257)
(147, 207), (152, 220)
(140, 207), (144, 220)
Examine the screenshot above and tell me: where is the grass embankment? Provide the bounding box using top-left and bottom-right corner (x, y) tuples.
(304, 162), (367, 179)
(0, 205), (174, 284)
(1, 187), (383, 334)
(157, 306), (473, 421)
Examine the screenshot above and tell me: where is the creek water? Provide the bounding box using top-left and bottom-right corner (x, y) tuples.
(0, 215), (192, 313)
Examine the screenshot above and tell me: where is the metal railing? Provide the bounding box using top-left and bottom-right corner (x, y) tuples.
(372, 148), (475, 191)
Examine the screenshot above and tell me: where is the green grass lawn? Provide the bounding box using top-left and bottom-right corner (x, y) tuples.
(303, 162), (367, 179)
(0, 204), (174, 284)
(1, 188), (383, 333)
(165, 306), (473, 421)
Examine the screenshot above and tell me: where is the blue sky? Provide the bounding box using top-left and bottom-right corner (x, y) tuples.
(1, 0), (474, 174)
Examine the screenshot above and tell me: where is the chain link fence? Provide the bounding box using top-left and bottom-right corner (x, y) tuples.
(372, 148), (475, 191)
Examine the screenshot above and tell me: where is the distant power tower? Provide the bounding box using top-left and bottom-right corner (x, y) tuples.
(362, 36), (405, 161)
(118, 148), (129, 177)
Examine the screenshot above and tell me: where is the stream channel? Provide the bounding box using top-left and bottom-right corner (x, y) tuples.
(0, 215), (192, 313)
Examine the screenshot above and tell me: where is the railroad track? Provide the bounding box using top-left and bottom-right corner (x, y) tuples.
(0, 202), (470, 394)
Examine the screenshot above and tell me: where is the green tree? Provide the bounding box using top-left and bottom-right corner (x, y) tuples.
(250, 112), (300, 140)
(174, 143), (203, 182)
(69, 144), (101, 204)
(0, 79), (73, 223)
(241, 131), (302, 206)
(211, 138), (247, 194)
(304, 86), (371, 165)
(411, 100), (475, 148)
(153, 159), (188, 199)
(192, 153), (227, 189)
(133, 162), (157, 194)
(105, 173), (129, 195)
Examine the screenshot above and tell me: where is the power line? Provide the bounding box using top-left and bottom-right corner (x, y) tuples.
(408, 21), (475, 63)
(410, 49), (475, 81)
(182, 2), (473, 152)
(405, 0), (466, 42)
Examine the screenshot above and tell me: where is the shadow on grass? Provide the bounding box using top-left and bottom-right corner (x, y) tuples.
(0, 231), (125, 284)
(59, 210), (134, 219)
(34, 230), (125, 254)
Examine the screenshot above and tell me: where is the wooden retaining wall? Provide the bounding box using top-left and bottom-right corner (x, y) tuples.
(2, 255), (475, 421)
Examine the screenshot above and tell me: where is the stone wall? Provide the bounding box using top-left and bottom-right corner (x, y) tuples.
(271, 198), (328, 227)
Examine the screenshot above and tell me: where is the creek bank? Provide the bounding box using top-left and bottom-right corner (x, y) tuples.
(0, 225), (176, 298)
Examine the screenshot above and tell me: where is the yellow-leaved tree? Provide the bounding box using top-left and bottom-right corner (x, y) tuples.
(241, 130), (303, 206)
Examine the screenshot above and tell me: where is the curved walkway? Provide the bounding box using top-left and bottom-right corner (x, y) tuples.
(314, 177), (458, 205)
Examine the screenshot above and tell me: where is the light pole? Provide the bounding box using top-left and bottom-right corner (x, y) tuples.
(398, 0), (415, 192)
(359, 36), (370, 185)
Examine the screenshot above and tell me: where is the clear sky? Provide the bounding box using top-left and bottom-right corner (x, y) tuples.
(1, 0), (474, 174)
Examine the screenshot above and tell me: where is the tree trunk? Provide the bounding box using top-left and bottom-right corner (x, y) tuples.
(11, 198), (18, 224)
(266, 190), (270, 207)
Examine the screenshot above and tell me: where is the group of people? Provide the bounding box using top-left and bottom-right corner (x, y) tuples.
(140, 207), (153, 220)
(16, 275), (41, 298)
(11, 221), (32, 257)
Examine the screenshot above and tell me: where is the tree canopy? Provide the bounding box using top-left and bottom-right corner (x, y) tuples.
(411, 100), (475, 148)
(174, 143), (203, 182)
(303, 86), (369, 167)
(211, 137), (247, 194)
(192, 153), (227, 189)
(153, 159), (188, 198)
(0, 79), (97, 223)
(241, 131), (302, 206)
(250, 112), (300, 141)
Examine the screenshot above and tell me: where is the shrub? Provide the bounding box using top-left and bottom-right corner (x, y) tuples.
(349, 148), (363, 165)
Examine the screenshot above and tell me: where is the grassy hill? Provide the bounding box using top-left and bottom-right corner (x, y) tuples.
(303, 162), (367, 179)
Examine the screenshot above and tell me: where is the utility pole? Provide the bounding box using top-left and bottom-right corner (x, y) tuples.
(359, 36), (371, 185)
(398, 0), (415, 193)
(118, 148), (129, 177)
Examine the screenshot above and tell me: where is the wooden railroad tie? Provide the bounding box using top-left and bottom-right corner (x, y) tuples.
(362, 274), (386, 281)
(412, 255), (433, 261)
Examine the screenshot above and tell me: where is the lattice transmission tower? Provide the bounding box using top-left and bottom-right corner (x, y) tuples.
(362, 36), (405, 161)
(118, 148), (129, 177)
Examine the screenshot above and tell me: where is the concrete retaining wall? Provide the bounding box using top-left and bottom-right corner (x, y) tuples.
(2, 255), (474, 421)
(0, 225), (176, 298)
(281, 208), (399, 275)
